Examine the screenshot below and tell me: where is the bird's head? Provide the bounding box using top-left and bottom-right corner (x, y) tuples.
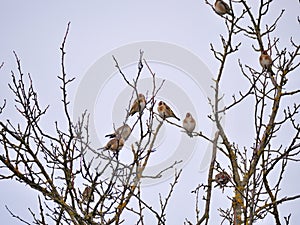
(138, 93), (145, 99)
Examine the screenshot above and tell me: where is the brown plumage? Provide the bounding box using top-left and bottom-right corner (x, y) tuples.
(105, 124), (131, 141)
(157, 101), (180, 121)
(259, 50), (274, 75)
(81, 186), (94, 203)
(214, 0), (232, 16)
(183, 112), (196, 137)
(129, 93), (146, 116)
(103, 137), (124, 152)
(215, 171), (230, 187)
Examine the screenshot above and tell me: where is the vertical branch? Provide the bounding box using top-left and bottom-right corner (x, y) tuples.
(56, 21), (78, 224)
(196, 131), (219, 225)
(59, 21), (75, 138)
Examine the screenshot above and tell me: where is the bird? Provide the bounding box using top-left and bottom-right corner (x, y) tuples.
(183, 112), (196, 137)
(215, 171), (230, 187)
(129, 93), (146, 116)
(105, 124), (131, 141)
(259, 50), (275, 75)
(102, 137), (124, 152)
(81, 186), (94, 203)
(157, 101), (180, 121)
(214, 0), (232, 16)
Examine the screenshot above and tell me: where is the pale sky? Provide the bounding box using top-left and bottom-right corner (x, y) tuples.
(0, 1), (299, 224)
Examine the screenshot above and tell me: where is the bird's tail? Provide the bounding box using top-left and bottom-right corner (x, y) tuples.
(267, 67), (275, 76)
(267, 68), (277, 86)
(105, 133), (115, 139)
(175, 115), (180, 121)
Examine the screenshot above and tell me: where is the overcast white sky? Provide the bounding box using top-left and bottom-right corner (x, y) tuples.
(0, 1), (300, 224)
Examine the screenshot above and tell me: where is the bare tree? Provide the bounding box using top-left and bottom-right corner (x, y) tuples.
(186, 0), (300, 225)
(0, 22), (182, 224)
(0, 1), (300, 225)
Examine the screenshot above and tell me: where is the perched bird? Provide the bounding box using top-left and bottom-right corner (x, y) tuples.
(102, 137), (124, 152)
(183, 112), (196, 137)
(129, 93), (146, 116)
(214, 0), (232, 16)
(81, 186), (94, 203)
(105, 124), (131, 141)
(259, 50), (274, 75)
(215, 171), (230, 187)
(157, 101), (180, 121)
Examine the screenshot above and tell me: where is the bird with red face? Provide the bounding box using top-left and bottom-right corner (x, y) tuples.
(215, 171), (230, 188)
(157, 101), (180, 121)
(259, 50), (278, 86)
(259, 50), (274, 75)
